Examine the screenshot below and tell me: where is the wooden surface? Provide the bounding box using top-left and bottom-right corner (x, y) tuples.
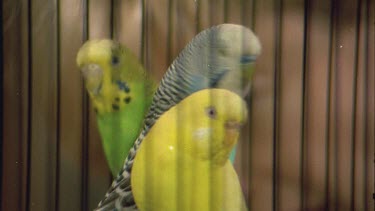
(2, 0), (374, 210)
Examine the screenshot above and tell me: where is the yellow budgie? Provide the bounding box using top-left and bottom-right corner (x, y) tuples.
(131, 89), (248, 211)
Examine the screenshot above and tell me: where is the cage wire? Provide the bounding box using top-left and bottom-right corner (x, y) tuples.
(1, 0), (374, 211)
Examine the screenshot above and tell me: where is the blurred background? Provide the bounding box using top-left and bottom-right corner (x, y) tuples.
(1, 0), (374, 210)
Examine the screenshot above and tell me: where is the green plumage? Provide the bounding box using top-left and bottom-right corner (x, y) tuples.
(96, 82), (154, 175)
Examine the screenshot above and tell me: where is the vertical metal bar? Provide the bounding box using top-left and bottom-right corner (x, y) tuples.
(194, 0), (200, 33)
(372, 4), (375, 205)
(20, 1), (32, 210)
(240, 0), (244, 25)
(365, 0), (375, 209)
(141, 8), (152, 206)
(335, 0), (359, 209)
(326, 0), (337, 209)
(278, 1), (305, 209)
(110, 0), (115, 39)
(303, 0), (332, 209)
(272, 0), (282, 209)
(238, 0), (255, 206)
(2, 1), (31, 209)
(224, 0), (228, 22)
(26, 0), (33, 209)
(209, 0), (214, 25)
(0, 0), (3, 207)
(28, 0), (59, 209)
(245, 0), (256, 207)
(207, 0), (217, 25)
(55, 0), (61, 210)
(362, 0), (370, 209)
(174, 1), (185, 52)
(354, 0), (371, 210)
(251, 0), (278, 209)
(81, 1), (89, 211)
(83, 0), (89, 41)
(167, 0), (174, 64)
(301, 0), (310, 209)
(251, 0), (256, 28)
(141, 0), (147, 64)
(350, 0), (363, 210)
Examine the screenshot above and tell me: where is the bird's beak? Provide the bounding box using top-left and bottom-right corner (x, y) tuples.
(225, 121), (243, 130)
(223, 121), (243, 146)
(80, 64), (103, 95)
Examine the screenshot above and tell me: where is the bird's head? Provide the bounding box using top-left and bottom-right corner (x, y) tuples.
(206, 24), (262, 97)
(76, 39), (146, 114)
(175, 89), (248, 166)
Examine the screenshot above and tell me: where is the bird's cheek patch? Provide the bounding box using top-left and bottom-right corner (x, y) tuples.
(192, 128), (213, 159)
(192, 128), (212, 141)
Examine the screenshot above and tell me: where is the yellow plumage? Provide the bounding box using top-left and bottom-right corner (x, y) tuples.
(131, 88), (248, 211)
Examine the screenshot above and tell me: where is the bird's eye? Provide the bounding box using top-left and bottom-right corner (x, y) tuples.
(111, 56), (120, 66)
(205, 106), (217, 119)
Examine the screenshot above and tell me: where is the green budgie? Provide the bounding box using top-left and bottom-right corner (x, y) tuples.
(96, 24), (261, 210)
(76, 40), (157, 176)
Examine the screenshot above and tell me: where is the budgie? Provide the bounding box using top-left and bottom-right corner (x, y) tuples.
(96, 24), (261, 210)
(132, 88), (248, 211)
(76, 40), (157, 176)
